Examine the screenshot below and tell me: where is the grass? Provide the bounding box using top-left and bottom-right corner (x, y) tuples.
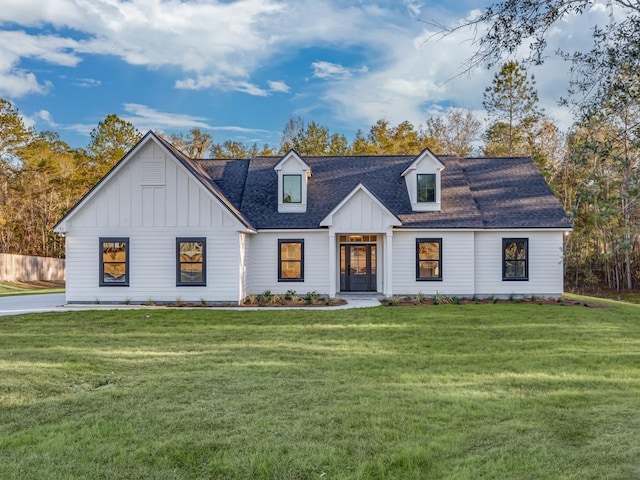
(1, 302), (639, 479)
(0, 281), (65, 296)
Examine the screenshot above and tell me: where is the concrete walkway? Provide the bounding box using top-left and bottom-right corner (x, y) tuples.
(0, 293), (66, 317)
(0, 293), (383, 316)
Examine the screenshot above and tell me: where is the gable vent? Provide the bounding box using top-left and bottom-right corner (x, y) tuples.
(142, 161), (165, 185)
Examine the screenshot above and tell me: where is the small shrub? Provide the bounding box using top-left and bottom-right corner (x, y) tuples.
(146, 299), (156, 306)
(323, 295), (332, 306)
(269, 294), (282, 305)
(452, 296), (461, 305)
(387, 295), (400, 306)
(433, 292), (452, 305)
(246, 293), (258, 305)
(123, 298), (131, 305)
(175, 297), (185, 307)
(492, 297), (499, 304)
(413, 292), (424, 305)
(305, 291), (320, 305)
(200, 298), (208, 306)
(284, 289), (297, 300)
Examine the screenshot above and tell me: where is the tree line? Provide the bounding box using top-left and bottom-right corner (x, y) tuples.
(1, 28), (639, 292)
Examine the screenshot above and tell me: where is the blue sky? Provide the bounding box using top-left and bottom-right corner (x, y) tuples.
(0, 0), (611, 150)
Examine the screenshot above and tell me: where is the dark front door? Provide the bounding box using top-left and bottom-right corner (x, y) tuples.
(340, 244), (377, 292)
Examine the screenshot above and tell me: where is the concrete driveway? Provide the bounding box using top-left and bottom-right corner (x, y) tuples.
(0, 293), (66, 316)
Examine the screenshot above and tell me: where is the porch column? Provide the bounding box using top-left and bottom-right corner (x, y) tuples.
(328, 229), (336, 297)
(384, 230), (393, 297)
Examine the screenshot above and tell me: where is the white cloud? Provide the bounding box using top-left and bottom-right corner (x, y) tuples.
(0, 0), (616, 133)
(176, 74), (269, 96)
(268, 80), (290, 93)
(122, 103), (215, 131)
(34, 109), (58, 127)
(72, 78), (101, 88)
(123, 103), (272, 137)
(0, 69), (47, 97)
(312, 61), (352, 80)
(404, 0), (423, 18)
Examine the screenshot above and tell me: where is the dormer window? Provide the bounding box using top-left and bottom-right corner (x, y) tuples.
(275, 150), (311, 213)
(283, 175), (302, 203)
(402, 148), (444, 212)
(417, 174), (436, 203)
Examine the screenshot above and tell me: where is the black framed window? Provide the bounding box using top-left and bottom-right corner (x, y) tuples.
(283, 175), (302, 203)
(278, 239), (304, 281)
(416, 238), (442, 281)
(100, 238), (129, 286)
(177, 238), (206, 286)
(417, 173), (436, 203)
(503, 238), (528, 281)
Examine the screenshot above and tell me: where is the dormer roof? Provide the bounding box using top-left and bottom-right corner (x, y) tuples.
(274, 149), (311, 175)
(401, 147), (445, 177)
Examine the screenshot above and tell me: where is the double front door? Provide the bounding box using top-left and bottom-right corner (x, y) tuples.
(340, 244), (377, 292)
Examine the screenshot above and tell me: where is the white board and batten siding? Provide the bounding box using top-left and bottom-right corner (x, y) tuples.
(392, 231), (475, 296)
(325, 188), (398, 232)
(63, 141), (246, 303)
(247, 231), (330, 295)
(474, 231), (564, 297)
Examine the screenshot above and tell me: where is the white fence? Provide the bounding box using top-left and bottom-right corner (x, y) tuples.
(0, 253), (65, 282)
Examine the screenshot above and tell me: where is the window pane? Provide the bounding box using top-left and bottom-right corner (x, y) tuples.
(281, 242), (301, 261)
(103, 242), (126, 262)
(417, 174), (436, 202)
(419, 260), (439, 278)
(417, 239), (441, 280)
(180, 241), (203, 260)
(281, 261), (301, 279)
(181, 263), (203, 283)
(504, 241), (526, 260)
(370, 246), (377, 275)
(279, 240), (303, 281)
(505, 260), (525, 278)
(102, 240), (127, 284)
(503, 239), (527, 280)
(283, 175), (301, 203)
(103, 263), (127, 283)
(177, 238), (206, 285)
(418, 241), (439, 260)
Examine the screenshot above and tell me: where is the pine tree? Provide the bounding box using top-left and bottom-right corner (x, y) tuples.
(483, 61), (542, 156)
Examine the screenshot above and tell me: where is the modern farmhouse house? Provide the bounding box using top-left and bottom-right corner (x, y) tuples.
(54, 131), (571, 304)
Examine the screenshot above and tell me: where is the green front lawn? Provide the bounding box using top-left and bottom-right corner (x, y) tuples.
(1, 303), (639, 479)
(0, 281), (64, 296)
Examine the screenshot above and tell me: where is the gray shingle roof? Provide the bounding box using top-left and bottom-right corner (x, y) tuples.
(195, 153), (571, 230)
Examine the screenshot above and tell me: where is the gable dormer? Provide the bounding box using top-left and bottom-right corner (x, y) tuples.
(274, 150), (311, 213)
(401, 148), (445, 212)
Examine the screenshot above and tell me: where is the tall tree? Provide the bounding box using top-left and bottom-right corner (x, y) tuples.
(449, 1), (640, 113)
(0, 100), (32, 253)
(167, 128), (213, 158)
(86, 114), (142, 180)
(279, 116), (348, 155)
(483, 61), (542, 156)
(0, 99), (31, 162)
(424, 108), (481, 157)
(13, 132), (81, 257)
